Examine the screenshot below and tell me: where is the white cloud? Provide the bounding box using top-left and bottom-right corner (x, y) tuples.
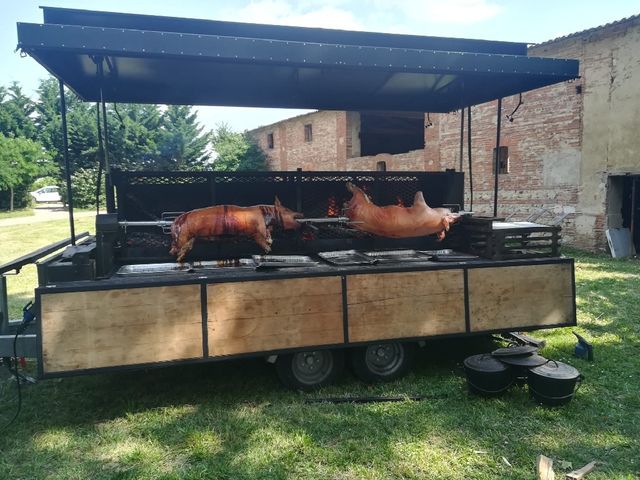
(369, 0), (502, 26)
(423, 0), (502, 23)
(219, 0), (364, 30)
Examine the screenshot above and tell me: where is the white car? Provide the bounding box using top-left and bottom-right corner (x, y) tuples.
(30, 185), (62, 203)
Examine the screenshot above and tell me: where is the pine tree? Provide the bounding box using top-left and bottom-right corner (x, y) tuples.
(157, 105), (211, 170)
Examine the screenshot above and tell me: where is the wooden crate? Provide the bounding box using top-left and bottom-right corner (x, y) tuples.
(461, 218), (561, 260)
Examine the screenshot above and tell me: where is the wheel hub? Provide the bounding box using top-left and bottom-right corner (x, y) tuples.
(365, 343), (404, 375)
(292, 350), (333, 384)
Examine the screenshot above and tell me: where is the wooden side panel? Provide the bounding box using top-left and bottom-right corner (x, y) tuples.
(41, 285), (202, 373)
(207, 277), (343, 356)
(347, 270), (465, 343)
(468, 263), (574, 332)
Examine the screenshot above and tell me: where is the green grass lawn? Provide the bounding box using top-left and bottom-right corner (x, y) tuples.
(0, 233), (638, 479)
(0, 208), (35, 220)
(0, 215), (95, 319)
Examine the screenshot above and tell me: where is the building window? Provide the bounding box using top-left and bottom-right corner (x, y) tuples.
(304, 124), (313, 142)
(267, 133), (274, 149)
(358, 112), (424, 156)
(493, 146), (510, 174)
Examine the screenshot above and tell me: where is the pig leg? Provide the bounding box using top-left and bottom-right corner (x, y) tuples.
(253, 230), (273, 252)
(176, 237), (195, 263)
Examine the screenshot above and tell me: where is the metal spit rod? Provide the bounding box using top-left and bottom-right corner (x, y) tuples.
(118, 217), (356, 228)
(119, 220), (174, 227)
(296, 217), (353, 223)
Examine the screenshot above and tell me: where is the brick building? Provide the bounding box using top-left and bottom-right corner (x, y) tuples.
(250, 15), (640, 251)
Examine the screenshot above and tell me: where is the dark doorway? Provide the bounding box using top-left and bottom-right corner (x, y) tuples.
(622, 176), (640, 252)
(359, 112), (425, 156)
(610, 175), (640, 253)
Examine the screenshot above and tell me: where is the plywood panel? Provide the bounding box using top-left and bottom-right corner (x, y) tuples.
(41, 285), (202, 373)
(468, 263), (574, 332)
(347, 270), (465, 343)
(207, 277), (343, 356)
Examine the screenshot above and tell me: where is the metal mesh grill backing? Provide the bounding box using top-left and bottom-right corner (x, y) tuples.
(111, 170), (464, 259)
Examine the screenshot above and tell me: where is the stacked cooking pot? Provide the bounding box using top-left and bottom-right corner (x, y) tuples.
(463, 345), (583, 406)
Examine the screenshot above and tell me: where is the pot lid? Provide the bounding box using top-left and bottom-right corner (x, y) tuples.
(499, 354), (548, 367)
(529, 361), (580, 380)
(491, 345), (538, 357)
(463, 354), (509, 373)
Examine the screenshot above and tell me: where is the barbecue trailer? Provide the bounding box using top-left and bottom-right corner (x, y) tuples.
(0, 7), (579, 389)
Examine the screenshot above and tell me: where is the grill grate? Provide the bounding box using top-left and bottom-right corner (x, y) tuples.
(111, 170), (465, 260)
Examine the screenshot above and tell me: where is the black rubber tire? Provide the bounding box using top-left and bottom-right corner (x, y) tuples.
(275, 349), (344, 391)
(350, 342), (415, 383)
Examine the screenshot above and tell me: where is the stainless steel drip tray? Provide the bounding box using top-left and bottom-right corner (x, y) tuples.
(192, 259), (256, 269)
(318, 250), (378, 266)
(253, 255), (319, 269)
(116, 259), (255, 276)
(419, 250), (479, 262)
(363, 249), (433, 263)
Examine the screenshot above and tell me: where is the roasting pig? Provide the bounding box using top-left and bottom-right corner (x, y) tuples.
(344, 182), (460, 240)
(170, 197), (303, 262)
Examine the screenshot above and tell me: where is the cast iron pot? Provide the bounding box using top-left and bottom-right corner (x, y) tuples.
(499, 353), (549, 385)
(463, 354), (513, 396)
(527, 361), (583, 406)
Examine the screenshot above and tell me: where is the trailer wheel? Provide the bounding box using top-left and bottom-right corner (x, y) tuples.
(351, 342), (415, 383)
(276, 349), (344, 391)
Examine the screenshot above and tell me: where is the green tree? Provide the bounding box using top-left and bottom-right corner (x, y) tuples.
(0, 82), (38, 139)
(211, 124), (267, 171)
(106, 103), (162, 171)
(157, 105), (211, 170)
(0, 133), (56, 210)
(35, 77), (99, 172)
(58, 167), (105, 208)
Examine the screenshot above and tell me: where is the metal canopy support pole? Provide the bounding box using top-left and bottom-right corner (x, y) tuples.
(95, 103), (104, 214)
(631, 176), (637, 249)
(97, 59), (115, 213)
(493, 98), (502, 218)
(459, 108), (464, 172)
(59, 79), (76, 245)
(0, 275), (8, 334)
(467, 107), (473, 212)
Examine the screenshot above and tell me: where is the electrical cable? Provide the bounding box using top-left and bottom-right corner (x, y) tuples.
(506, 93), (523, 122)
(304, 392), (451, 404)
(113, 102), (126, 129)
(0, 302), (36, 431)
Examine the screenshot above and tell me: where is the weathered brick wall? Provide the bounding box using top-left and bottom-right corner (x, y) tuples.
(248, 17), (640, 251)
(346, 149), (426, 171)
(537, 17), (640, 250)
(250, 111), (346, 170)
(434, 76), (582, 245)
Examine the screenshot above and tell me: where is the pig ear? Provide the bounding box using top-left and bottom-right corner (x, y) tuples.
(274, 196), (282, 207)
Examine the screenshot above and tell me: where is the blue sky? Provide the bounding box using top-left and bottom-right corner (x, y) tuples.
(2, 0), (638, 131)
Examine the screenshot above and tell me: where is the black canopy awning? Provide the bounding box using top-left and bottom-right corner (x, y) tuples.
(17, 7), (579, 111)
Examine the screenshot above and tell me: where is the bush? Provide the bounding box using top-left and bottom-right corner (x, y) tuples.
(0, 184), (33, 210)
(31, 176), (60, 191)
(58, 167), (105, 208)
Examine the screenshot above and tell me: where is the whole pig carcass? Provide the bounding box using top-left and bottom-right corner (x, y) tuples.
(170, 197), (303, 262)
(344, 182), (460, 240)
